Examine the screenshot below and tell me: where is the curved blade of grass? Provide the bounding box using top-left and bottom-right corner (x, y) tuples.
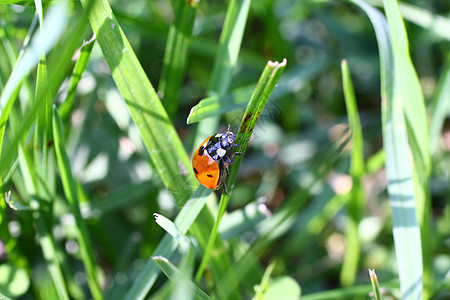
(340, 59), (365, 286)
(153, 255), (210, 300)
(429, 52), (450, 155)
(53, 107), (103, 300)
(382, 0), (431, 214)
(158, 0), (198, 119)
(350, 0), (424, 298)
(194, 59), (287, 286)
(192, 0), (251, 149)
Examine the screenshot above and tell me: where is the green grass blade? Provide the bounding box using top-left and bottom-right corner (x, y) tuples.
(153, 255), (210, 300)
(208, 0), (251, 97)
(429, 53), (450, 155)
(53, 107), (103, 300)
(382, 0), (431, 206)
(340, 59), (365, 286)
(382, 62), (423, 300)
(34, 0), (56, 227)
(343, 1), (424, 299)
(192, 0), (251, 148)
(60, 35), (96, 119)
(33, 3), (61, 295)
(369, 269), (383, 300)
(382, 0), (431, 296)
(158, 0), (198, 119)
(194, 59), (287, 287)
(187, 85), (254, 124)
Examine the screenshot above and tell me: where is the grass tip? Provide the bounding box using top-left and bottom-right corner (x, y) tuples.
(152, 255), (169, 263)
(268, 58), (287, 68)
(368, 269), (378, 281)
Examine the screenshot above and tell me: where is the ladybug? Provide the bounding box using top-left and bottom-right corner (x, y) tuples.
(192, 125), (241, 193)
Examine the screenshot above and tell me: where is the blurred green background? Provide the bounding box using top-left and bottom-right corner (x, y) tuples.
(0, 0), (449, 299)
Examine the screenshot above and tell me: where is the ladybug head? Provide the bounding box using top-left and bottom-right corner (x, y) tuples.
(218, 130), (236, 149)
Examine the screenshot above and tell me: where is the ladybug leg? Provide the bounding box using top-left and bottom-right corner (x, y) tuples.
(222, 152), (242, 164)
(223, 182), (229, 194)
(229, 152), (242, 164)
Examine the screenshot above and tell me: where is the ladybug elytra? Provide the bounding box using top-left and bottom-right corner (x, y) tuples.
(192, 125), (241, 192)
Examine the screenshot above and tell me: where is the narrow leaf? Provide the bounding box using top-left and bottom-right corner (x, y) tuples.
(158, 0), (198, 119)
(340, 59), (365, 286)
(53, 107), (103, 300)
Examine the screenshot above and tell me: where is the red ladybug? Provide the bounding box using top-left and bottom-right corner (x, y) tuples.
(192, 125), (241, 192)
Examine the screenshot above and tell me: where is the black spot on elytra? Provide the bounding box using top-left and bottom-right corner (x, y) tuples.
(193, 168), (198, 174)
(207, 174), (213, 178)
